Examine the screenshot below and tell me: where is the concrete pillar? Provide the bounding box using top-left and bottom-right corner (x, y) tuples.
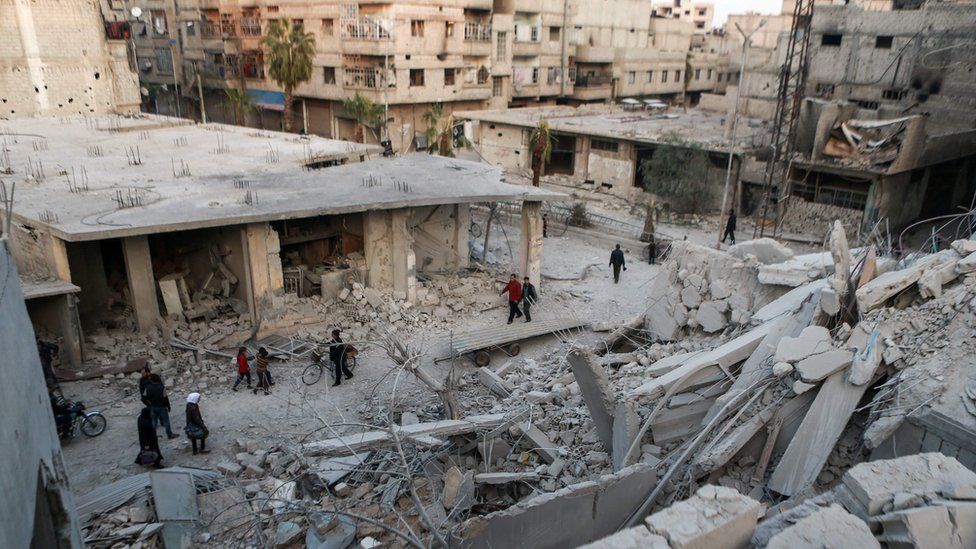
(453, 204), (471, 269)
(363, 210), (393, 289)
(44, 235), (71, 282)
(58, 295), (83, 368)
(519, 201), (543, 287)
(242, 222), (283, 320)
(391, 209), (417, 302)
(122, 235), (160, 332)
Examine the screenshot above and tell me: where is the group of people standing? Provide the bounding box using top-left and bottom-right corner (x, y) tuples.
(135, 366), (209, 468)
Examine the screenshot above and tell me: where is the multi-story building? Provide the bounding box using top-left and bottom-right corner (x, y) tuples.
(651, 0), (714, 34)
(1, 0), (140, 118)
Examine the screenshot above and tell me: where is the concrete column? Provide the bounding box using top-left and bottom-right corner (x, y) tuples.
(44, 235), (71, 282)
(58, 295), (83, 368)
(363, 210), (393, 289)
(122, 235), (160, 332)
(519, 201), (543, 288)
(242, 222), (283, 319)
(391, 209), (417, 302)
(453, 204), (471, 269)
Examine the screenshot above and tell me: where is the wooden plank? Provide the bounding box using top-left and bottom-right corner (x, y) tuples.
(768, 371), (869, 497)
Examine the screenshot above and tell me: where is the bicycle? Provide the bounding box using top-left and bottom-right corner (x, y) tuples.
(301, 349), (358, 386)
(59, 402), (107, 439)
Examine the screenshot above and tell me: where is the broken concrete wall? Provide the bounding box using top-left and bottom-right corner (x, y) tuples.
(5, 222), (69, 282)
(243, 222), (284, 316)
(779, 196), (864, 237)
(408, 204), (469, 273)
(150, 226), (249, 305)
(0, 241), (83, 548)
(456, 462), (658, 548)
(469, 123), (529, 174)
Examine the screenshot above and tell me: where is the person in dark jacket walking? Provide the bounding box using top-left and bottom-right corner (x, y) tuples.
(135, 407), (163, 468)
(253, 348), (271, 395)
(500, 274), (523, 324)
(609, 244), (626, 283)
(232, 347), (252, 391)
(185, 392), (210, 454)
(722, 209), (737, 245)
(521, 277), (537, 323)
(143, 374), (178, 439)
(329, 329), (354, 387)
(138, 365), (152, 403)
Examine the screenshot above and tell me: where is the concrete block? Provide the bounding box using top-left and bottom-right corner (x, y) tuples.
(612, 401), (640, 471)
(956, 251), (976, 274)
(843, 453), (976, 517)
(217, 462), (243, 476)
(568, 348), (616, 452)
(696, 301), (727, 333)
(441, 466), (474, 511)
(951, 239), (976, 256)
(681, 286), (702, 308)
(518, 424), (561, 464)
(577, 526), (669, 549)
(644, 485), (761, 549)
(728, 238), (794, 265)
(767, 504), (878, 549)
(795, 349), (853, 383)
(775, 326), (832, 363)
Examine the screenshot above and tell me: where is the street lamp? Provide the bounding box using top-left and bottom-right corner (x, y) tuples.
(716, 19), (765, 249)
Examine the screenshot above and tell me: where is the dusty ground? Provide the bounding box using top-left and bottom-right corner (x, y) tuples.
(60, 218), (664, 496)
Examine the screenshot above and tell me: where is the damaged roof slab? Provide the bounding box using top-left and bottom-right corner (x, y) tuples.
(3, 114), (564, 241)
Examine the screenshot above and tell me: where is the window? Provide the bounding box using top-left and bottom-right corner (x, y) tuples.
(647, 70), (653, 82)
(695, 21), (705, 29)
(628, 71), (636, 84)
(444, 68), (455, 86)
(411, 20), (424, 37)
(852, 98), (879, 110)
(496, 32), (507, 58)
(185, 21), (196, 36)
(875, 35), (893, 49)
(717, 73), (722, 82)
(694, 68), (701, 80)
(322, 18), (334, 35)
(707, 69), (713, 80)
(815, 82), (835, 97)
(151, 9), (167, 36)
(477, 66), (489, 84)
(266, 5), (279, 14)
(882, 88), (907, 100)
(698, 8), (707, 16)
(821, 33), (842, 46)
(241, 9), (261, 36)
(446, 21), (455, 37)
(661, 70), (668, 83)
(154, 48), (173, 73)
(220, 12), (236, 36)
(409, 68), (425, 86)
(549, 26), (560, 41)
(531, 67), (539, 84)
(492, 76), (503, 97)
(323, 67), (336, 84)
(591, 139), (618, 152)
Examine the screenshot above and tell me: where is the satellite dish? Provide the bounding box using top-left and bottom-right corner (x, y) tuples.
(130, 6), (143, 18)
(140, 86), (149, 96)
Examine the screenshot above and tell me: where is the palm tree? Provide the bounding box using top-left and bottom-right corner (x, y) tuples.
(341, 92), (384, 143)
(529, 121), (554, 187)
(224, 88), (255, 126)
(260, 18), (315, 133)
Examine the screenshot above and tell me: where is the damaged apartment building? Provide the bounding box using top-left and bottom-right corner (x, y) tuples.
(1, 115), (559, 369)
(699, 0), (976, 237)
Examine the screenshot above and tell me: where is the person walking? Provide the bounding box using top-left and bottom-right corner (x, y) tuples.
(253, 348), (271, 395)
(722, 209), (737, 245)
(609, 244), (626, 283)
(143, 374), (178, 439)
(647, 238), (657, 265)
(542, 214), (549, 238)
(135, 407), (163, 468)
(232, 347), (252, 391)
(329, 329), (354, 387)
(138, 365), (152, 402)
(500, 274), (523, 324)
(184, 393), (210, 455)
(521, 277), (537, 323)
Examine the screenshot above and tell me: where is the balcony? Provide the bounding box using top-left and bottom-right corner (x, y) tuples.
(342, 18), (392, 40)
(464, 22), (492, 41)
(575, 73), (611, 87)
(343, 66), (390, 90)
(513, 39), (541, 56)
(572, 73), (611, 99)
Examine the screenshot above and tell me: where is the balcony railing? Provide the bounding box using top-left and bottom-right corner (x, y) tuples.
(575, 74), (612, 87)
(241, 17), (261, 37)
(344, 66), (388, 88)
(464, 22), (492, 41)
(342, 18), (392, 40)
(201, 20), (220, 38)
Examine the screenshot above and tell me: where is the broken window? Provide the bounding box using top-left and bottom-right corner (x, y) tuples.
(411, 20), (425, 37)
(151, 9), (167, 36)
(821, 33), (842, 46)
(591, 139), (618, 153)
(875, 35), (893, 49)
(444, 68), (455, 86)
(323, 67), (336, 84)
(410, 69), (425, 86)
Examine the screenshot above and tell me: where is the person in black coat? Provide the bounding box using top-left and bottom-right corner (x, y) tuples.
(143, 374), (178, 439)
(521, 277), (538, 323)
(722, 209), (737, 245)
(185, 393), (210, 455)
(135, 407), (163, 468)
(329, 329), (353, 387)
(609, 244), (626, 283)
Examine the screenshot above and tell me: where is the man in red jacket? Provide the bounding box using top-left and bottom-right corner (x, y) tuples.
(500, 274), (523, 324)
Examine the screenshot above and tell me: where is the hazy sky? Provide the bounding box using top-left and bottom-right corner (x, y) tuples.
(712, 0), (783, 26)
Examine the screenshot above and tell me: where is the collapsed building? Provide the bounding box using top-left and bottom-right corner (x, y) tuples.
(1, 114), (561, 372)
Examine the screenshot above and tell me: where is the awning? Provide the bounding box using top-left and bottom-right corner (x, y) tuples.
(246, 89), (285, 111)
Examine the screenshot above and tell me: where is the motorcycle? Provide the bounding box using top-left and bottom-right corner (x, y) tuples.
(58, 401), (107, 439)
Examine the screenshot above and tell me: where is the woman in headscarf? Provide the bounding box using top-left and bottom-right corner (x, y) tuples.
(184, 393), (210, 455)
(135, 407), (163, 468)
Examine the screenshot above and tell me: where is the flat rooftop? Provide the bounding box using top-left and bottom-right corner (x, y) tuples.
(459, 105), (769, 152)
(2, 115), (563, 241)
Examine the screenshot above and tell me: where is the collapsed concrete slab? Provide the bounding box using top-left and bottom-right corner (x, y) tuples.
(612, 402), (640, 471)
(774, 325), (832, 363)
(752, 279), (827, 324)
(643, 485), (761, 549)
(577, 526), (669, 549)
(478, 367), (515, 397)
(569, 348), (617, 452)
(766, 504), (878, 549)
(728, 238), (795, 265)
(842, 453), (976, 516)
(795, 349), (854, 383)
(855, 255), (941, 312)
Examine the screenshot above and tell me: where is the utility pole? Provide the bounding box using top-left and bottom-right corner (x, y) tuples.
(196, 66), (207, 123)
(716, 20), (765, 249)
